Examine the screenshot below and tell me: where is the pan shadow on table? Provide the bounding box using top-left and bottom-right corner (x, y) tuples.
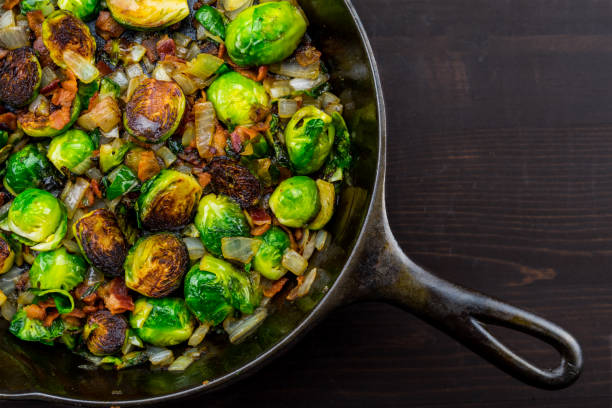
(7, 0), (612, 406)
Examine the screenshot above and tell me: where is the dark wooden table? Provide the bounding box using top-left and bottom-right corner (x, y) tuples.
(9, 0), (612, 406)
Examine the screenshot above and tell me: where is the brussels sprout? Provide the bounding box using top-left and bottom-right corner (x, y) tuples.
(194, 5), (225, 40)
(0, 48), (41, 107)
(29, 247), (86, 291)
(124, 233), (189, 298)
(42, 11), (98, 83)
(0, 233), (15, 275)
(269, 176), (320, 228)
(208, 157), (261, 208)
(194, 193), (250, 257)
(124, 78), (186, 144)
(129, 297), (194, 347)
(47, 129), (95, 175)
(107, 0), (188, 30)
(84, 310), (128, 356)
(253, 227), (290, 280)
(7, 188), (68, 251)
(57, 0), (99, 21)
(73, 209), (129, 277)
(184, 255), (261, 325)
(225, 2), (307, 67)
(285, 106), (335, 175)
(136, 170), (202, 231)
(18, 86), (82, 138)
(20, 0), (56, 16)
(9, 309), (65, 345)
(207, 72), (270, 127)
(3, 144), (63, 196)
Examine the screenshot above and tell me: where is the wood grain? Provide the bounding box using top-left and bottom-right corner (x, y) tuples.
(7, 0), (612, 406)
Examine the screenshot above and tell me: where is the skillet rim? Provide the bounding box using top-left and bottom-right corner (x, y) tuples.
(0, 0), (387, 405)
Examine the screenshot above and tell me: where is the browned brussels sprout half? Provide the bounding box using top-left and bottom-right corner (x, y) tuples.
(107, 0), (188, 30)
(136, 169), (203, 231)
(84, 310), (128, 356)
(73, 209), (129, 277)
(0, 47), (41, 107)
(124, 78), (186, 144)
(208, 157), (261, 208)
(124, 233), (189, 298)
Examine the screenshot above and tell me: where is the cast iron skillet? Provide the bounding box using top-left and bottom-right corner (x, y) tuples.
(0, 0), (584, 405)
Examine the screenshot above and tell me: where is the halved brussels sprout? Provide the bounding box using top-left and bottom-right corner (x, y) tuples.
(208, 157), (261, 209)
(225, 2), (307, 67)
(0, 233), (15, 275)
(3, 144), (63, 196)
(73, 209), (129, 277)
(308, 179), (335, 230)
(0, 47), (41, 107)
(9, 309), (65, 345)
(107, 0), (188, 30)
(207, 72), (270, 127)
(7, 188), (68, 251)
(285, 106), (334, 175)
(124, 78), (186, 144)
(42, 11), (98, 83)
(20, 0), (56, 16)
(57, 0), (99, 21)
(136, 169), (203, 231)
(29, 247), (86, 291)
(269, 176), (320, 228)
(129, 297), (194, 347)
(253, 227), (290, 280)
(47, 129), (95, 175)
(84, 310), (128, 356)
(18, 87), (82, 138)
(184, 255), (261, 325)
(124, 233), (189, 298)
(194, 193), (250, 257)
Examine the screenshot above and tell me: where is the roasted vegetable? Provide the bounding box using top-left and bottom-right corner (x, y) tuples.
(3, 144), (63, 195)
(208, 157), (261, 208)
(269, 176), (320, 228)
(47, 129), (95, 175)
(124, 233), (189, 298)
(194, 193), (250, 257)
(73, 209), (129, 277)
(207, 72), (269, 127)
(124, 78), (186, 144)
(129, 297), (194, 347)
(285, 106), (334, 175)
(0, 47), (41, 107)
(308, 179), (335, 230)
(184, 255), (261, 325)
(57, 0), (99, 21)
(253, 227), (290, 280)
(225, 2), (307, 67)
(29, 247), (86, 291)
(0, 233), (15, 275)
(104, 165), (139, 201)
(20, 0), (55, 16)
(323, 112), (353, 182)
(42, 11), (99, 83)
(194, 5), (225, 40)
(83, 310), (128, 356)
(136, 169), (203, 231)
(9, 309), (64, 345)
(107, 0), (189, 30)
(18, 85), (82, 138)
(6, 188), (68, 251)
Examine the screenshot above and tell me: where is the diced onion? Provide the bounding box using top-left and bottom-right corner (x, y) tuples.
(290, 73), (330, 92)
(63, 177), (90, 219)
(223, 307), (268, 344)
(108, 69), (129, 92)
(101, 126), (120, 139)
(194, 101), (216, 157)
(17, 290), (35, 305)
(125, 63), (144, 80)
(301, 232), (317, 260)
(28, 94), (49, 116)
(147, 347), (174, 366)
(168, 355), (194, 371)
(270, 61), (320, 80)
(184, 53), (224, 80)
(156, 146), (177, 167)
(181, 121), (195, 148)
(173, 32), (191, 48)
(152, 64), (172, 81)
(264, 78), (292, 99)
(221, 237), (262, 264)
(185, 42), (200, 61)
(141, 56), (155, 73)
(0, 11), (14, 30)
(63, 50), (99, 83)
(277, 98), (298, 119)
(301, 94), (321, 109)
(183, 237), (205, 261)
(188, 323), (210, 347)
(286, 267), (318, 300)
(78, 97), (121, 132)
(1, 299), (16, 321)
(0, 26), (29, 50)
(282, 249), (308, 276)
(41, 66), (58, 88)
(0, 266), (21, 296)
(0, 289), (6, 307)
(314, 230), (329, 251)
(125, 44), (146, 64)
(171, 72), (198, 95)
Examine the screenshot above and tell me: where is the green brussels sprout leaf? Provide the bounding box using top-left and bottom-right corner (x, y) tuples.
(20, 0), (55, 16)
(9, 309), (65, 345)
(77, 79), (100, 108)
(194, 5), (226, 40)
(129, 297), (194, 347)
(103, 165), (139, 201)
(32, 289), (75, 314)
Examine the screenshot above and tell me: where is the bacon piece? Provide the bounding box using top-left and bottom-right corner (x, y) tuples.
(197, 172), (212, 188)
(33, 37), (54, 67)
(62, 316), (82, 327)
(83, 305), (99, 314)
(24, 304), (46, 321)
(37, 297), (57, 310)
(43, 309), (60, 327)
(142, 37), (159, 62)
(262, 277), (288, 298)
(212, 123), (228, 156)
(251, 223), (270, 236)
(97, 278), (134, 315)
(95, 11), (124, 41)
(41, 79), (60, 95)
(256, 66), (268, 82)
(156, 36), (176, 60)
(0, 112), (16, 131)
(217, 43), (225, 59)
(63, 308), (86, 318)
(2, 0), (19, 10)
(249, 208), (272, 225)
(96, 60), (112, 76)
(90, 179), (103, 198)
(137, 151), (161, 182)
(26, 11), (44, 38)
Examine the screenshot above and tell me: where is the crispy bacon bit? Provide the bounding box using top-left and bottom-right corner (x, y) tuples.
(90, 179), (103, 198)
(24, 304), (46, 321)
(156, 36), (176, 60)
(80, 186), (95, 208)
(43, 309), (60, 327)
(230, 131), (242, 153)
(262, 277), (288, 298)
(286, 275), (306, 301)
(98, 278), (134, 315)
(193, 0), (202, 9)
(62, 316), (81, 327)
(217, 43), (225, 59)
(64, 308), (86, 318)
(95, 11), (125, 41)
(83, 305), (99, 314)
(26, 11), (44, 38)
(0, 112), (16, 131)
(137, 150), (161, 182)
(212, 123), (228, 155)
(249, 208), (271, 226)
(295, 44), (322, 67)
(235, 67), (258, 82)
(2, 0), (19, 10)
(37, 297), (57, 310)
(251, 223), (271, 236)
(33, 37), (54, 67)
(96, 59), (112, 76)
(41, 79), (60, 95)
(142, 37), (159, 62)
(197, 172), (212, 188)
(256, 65), (268, 82)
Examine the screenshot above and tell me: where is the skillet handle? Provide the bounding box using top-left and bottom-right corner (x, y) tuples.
(344, 198), (583, 389)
